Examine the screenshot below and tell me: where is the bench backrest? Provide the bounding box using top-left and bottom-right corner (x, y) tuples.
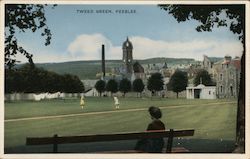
(26, 129), (194, 153)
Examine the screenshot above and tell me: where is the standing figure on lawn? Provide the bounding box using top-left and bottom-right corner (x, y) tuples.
(113, 96), (120, 109)
(80, 95), (85, 109)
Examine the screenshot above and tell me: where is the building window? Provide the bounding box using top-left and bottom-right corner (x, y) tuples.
(220, 86), (223, 93)
(209, 91), (211, 95)
(220, 74), (223, 81)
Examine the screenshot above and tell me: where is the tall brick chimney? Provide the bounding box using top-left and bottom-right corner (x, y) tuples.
(102, 44), (105, 78)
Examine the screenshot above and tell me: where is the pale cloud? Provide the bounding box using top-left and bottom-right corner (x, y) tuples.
(130, 36), (243, 61)
(67, 34), (242, 62)
(18, 33), (243, 63)
(67, 33), (121, 60)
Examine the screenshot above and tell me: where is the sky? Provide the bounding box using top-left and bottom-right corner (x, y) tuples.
(14, 4), (243, 63)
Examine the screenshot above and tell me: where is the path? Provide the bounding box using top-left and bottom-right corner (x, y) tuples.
(5, 101), (236, 123)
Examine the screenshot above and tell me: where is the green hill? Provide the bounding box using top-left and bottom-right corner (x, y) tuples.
(35, 58), (196, 80)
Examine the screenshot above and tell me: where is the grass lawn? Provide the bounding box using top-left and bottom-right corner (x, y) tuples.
(4, 97), (237, 153)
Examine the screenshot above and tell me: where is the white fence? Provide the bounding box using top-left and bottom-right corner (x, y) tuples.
(5, 90), (186, 101)
(5, 92), (82, 101)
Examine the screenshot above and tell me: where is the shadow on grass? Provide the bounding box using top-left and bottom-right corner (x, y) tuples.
(5, 138), (236, 154)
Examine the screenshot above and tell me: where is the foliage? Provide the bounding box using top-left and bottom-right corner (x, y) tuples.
(119, 78), (131, 97)
(5, 4), (56, 69)
(95, 80), (106, 96)
(194, 69), (215, 86)
(61, 74), (84, 93)
(5, 63), (84, 93)
(168, 70), (188, 98)
(106, 79), (118, 96)
(147, 73), (164, 94)
(132, 78), (145, 97)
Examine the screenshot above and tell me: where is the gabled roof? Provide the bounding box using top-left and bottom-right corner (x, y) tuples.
(133, 61), (144, 73)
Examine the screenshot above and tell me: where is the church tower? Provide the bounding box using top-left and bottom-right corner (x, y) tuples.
(122, 37), (133, 74)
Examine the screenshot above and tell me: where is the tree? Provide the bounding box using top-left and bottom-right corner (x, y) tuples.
(61, 74), (84, 93)
(5, 4), (56, 69)
(194, 69), (215, 86)
(159, 4), (245, 151)
(5, 64), (84, 93)
(119, 78), (131, 97)
(132, 78), (145, 97)
(106, 79), (118, 96)
(147, 73), (164, 96)
(168, 70), (188, 98)
(5, 69), (23, 93)
(95, 80), (106, 97)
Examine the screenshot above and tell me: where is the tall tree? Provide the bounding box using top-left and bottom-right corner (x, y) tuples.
(159, 4), (245, 151)
(95, 80), (106, 97)
(106, 79), (118, 96)
(194, 69), (215, 86)
(5, 64), (84, 93)
(147, 73), (164, 96)
(132, 78), (145, 97)
(119, 78), (131, 97)
(168, 70), (188, 98)
(5, 4), (56, 69)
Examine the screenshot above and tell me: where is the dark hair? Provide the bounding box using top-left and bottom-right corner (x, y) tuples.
(148, 106), (162, 119)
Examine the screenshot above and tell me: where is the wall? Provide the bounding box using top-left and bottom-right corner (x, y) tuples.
(200, 87), (216, 99)
(5, 93), (82, 101)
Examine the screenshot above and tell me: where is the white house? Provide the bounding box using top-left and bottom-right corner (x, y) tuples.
(186, 84), (216, 99)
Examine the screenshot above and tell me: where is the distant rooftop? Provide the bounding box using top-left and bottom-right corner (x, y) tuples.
(207, 57), (223, 63)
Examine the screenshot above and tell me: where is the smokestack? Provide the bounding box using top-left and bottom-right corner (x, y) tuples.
(102, 44), (105, 78)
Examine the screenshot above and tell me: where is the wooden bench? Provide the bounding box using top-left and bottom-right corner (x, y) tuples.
(26, 129), (194, 153)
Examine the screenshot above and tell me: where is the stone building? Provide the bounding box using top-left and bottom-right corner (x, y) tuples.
(131, 61), (146, 81)
(202, 55), (223, 79)
(213, 56), (241, 98)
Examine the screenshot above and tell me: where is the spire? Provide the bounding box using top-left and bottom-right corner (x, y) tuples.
(122, 36), (133, 49)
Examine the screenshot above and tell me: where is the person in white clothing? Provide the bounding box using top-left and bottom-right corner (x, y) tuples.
(113, 96), (119, 109)
(80, 95), (85, 109)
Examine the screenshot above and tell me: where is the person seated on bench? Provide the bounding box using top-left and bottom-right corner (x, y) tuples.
(135, 106), (166, 153)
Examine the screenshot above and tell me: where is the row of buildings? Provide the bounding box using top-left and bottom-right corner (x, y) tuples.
(90, 37), (241, 99)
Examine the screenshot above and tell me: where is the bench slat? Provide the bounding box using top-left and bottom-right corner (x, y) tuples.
(26, 129), (194, 145)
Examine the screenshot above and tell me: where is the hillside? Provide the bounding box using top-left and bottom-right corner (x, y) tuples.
(35, 57), (196, 80)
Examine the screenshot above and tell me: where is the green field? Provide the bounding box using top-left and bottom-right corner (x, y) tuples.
(4, 97), (237, 153)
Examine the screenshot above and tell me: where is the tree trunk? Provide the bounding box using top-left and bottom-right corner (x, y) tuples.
(235, 10), (245, 151)
(176, 92), (179, 98)
(235, 51), (245, 153)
